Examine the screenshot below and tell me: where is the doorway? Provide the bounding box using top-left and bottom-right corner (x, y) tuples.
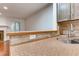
(0, 31), (4, 41)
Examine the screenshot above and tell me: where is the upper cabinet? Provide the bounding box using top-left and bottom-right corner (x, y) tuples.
(71, 3), (79, 20)
(57, 3), (79, 22)
(57, 3), (71, 22)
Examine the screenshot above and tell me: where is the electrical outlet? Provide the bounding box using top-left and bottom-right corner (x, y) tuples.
(30, 35), (36, 39)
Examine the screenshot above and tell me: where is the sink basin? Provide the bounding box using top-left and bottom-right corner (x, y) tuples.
(71, 39), (79, 44)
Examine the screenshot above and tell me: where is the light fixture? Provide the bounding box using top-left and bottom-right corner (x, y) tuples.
(3, 6), (8, 10)
(0, 12), (2, 15)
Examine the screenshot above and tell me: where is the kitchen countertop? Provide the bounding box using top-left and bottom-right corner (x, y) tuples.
(10, 37), (79, 56)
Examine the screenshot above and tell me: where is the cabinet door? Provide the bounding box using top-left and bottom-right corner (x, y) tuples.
(72, 3), (79, 19)
(57, 3), (71, 22)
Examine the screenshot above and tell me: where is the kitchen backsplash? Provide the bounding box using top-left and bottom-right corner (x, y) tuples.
(58, 19), (79, 36)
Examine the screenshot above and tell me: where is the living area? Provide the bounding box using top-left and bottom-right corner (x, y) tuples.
(0, 3), (56, 56)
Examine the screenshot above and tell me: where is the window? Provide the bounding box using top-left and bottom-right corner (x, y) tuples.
(11, 22), (20, 31)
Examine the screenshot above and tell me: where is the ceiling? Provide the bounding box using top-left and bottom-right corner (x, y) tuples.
(0, 3), (48, 19)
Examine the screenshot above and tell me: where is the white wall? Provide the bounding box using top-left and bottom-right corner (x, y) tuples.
(25, 4), (57, 31)
(0, 16), (25, 31)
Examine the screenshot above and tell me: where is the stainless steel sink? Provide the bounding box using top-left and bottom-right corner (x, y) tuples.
(71, 39), (79, 44)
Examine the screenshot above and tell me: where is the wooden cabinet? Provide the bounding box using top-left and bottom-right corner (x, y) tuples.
(57, 3), (71, 22)
(57, 3), (79, 22)
(71, 4), (79, 20)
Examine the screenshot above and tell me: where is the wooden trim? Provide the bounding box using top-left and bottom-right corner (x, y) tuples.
(58, 19), (79, 23)
(7, 30), (57, 36)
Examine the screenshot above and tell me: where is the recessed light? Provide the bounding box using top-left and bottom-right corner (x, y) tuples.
(3, 6), (8, 10)
(0, 13), (2, 15)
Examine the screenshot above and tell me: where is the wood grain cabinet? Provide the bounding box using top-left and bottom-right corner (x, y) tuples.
(71, 3), (79, 20)
(57, 3), (79, 22)
(57, 3), (71, 22)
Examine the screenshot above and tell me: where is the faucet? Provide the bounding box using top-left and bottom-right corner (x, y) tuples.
(67, 23), (74, 43)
